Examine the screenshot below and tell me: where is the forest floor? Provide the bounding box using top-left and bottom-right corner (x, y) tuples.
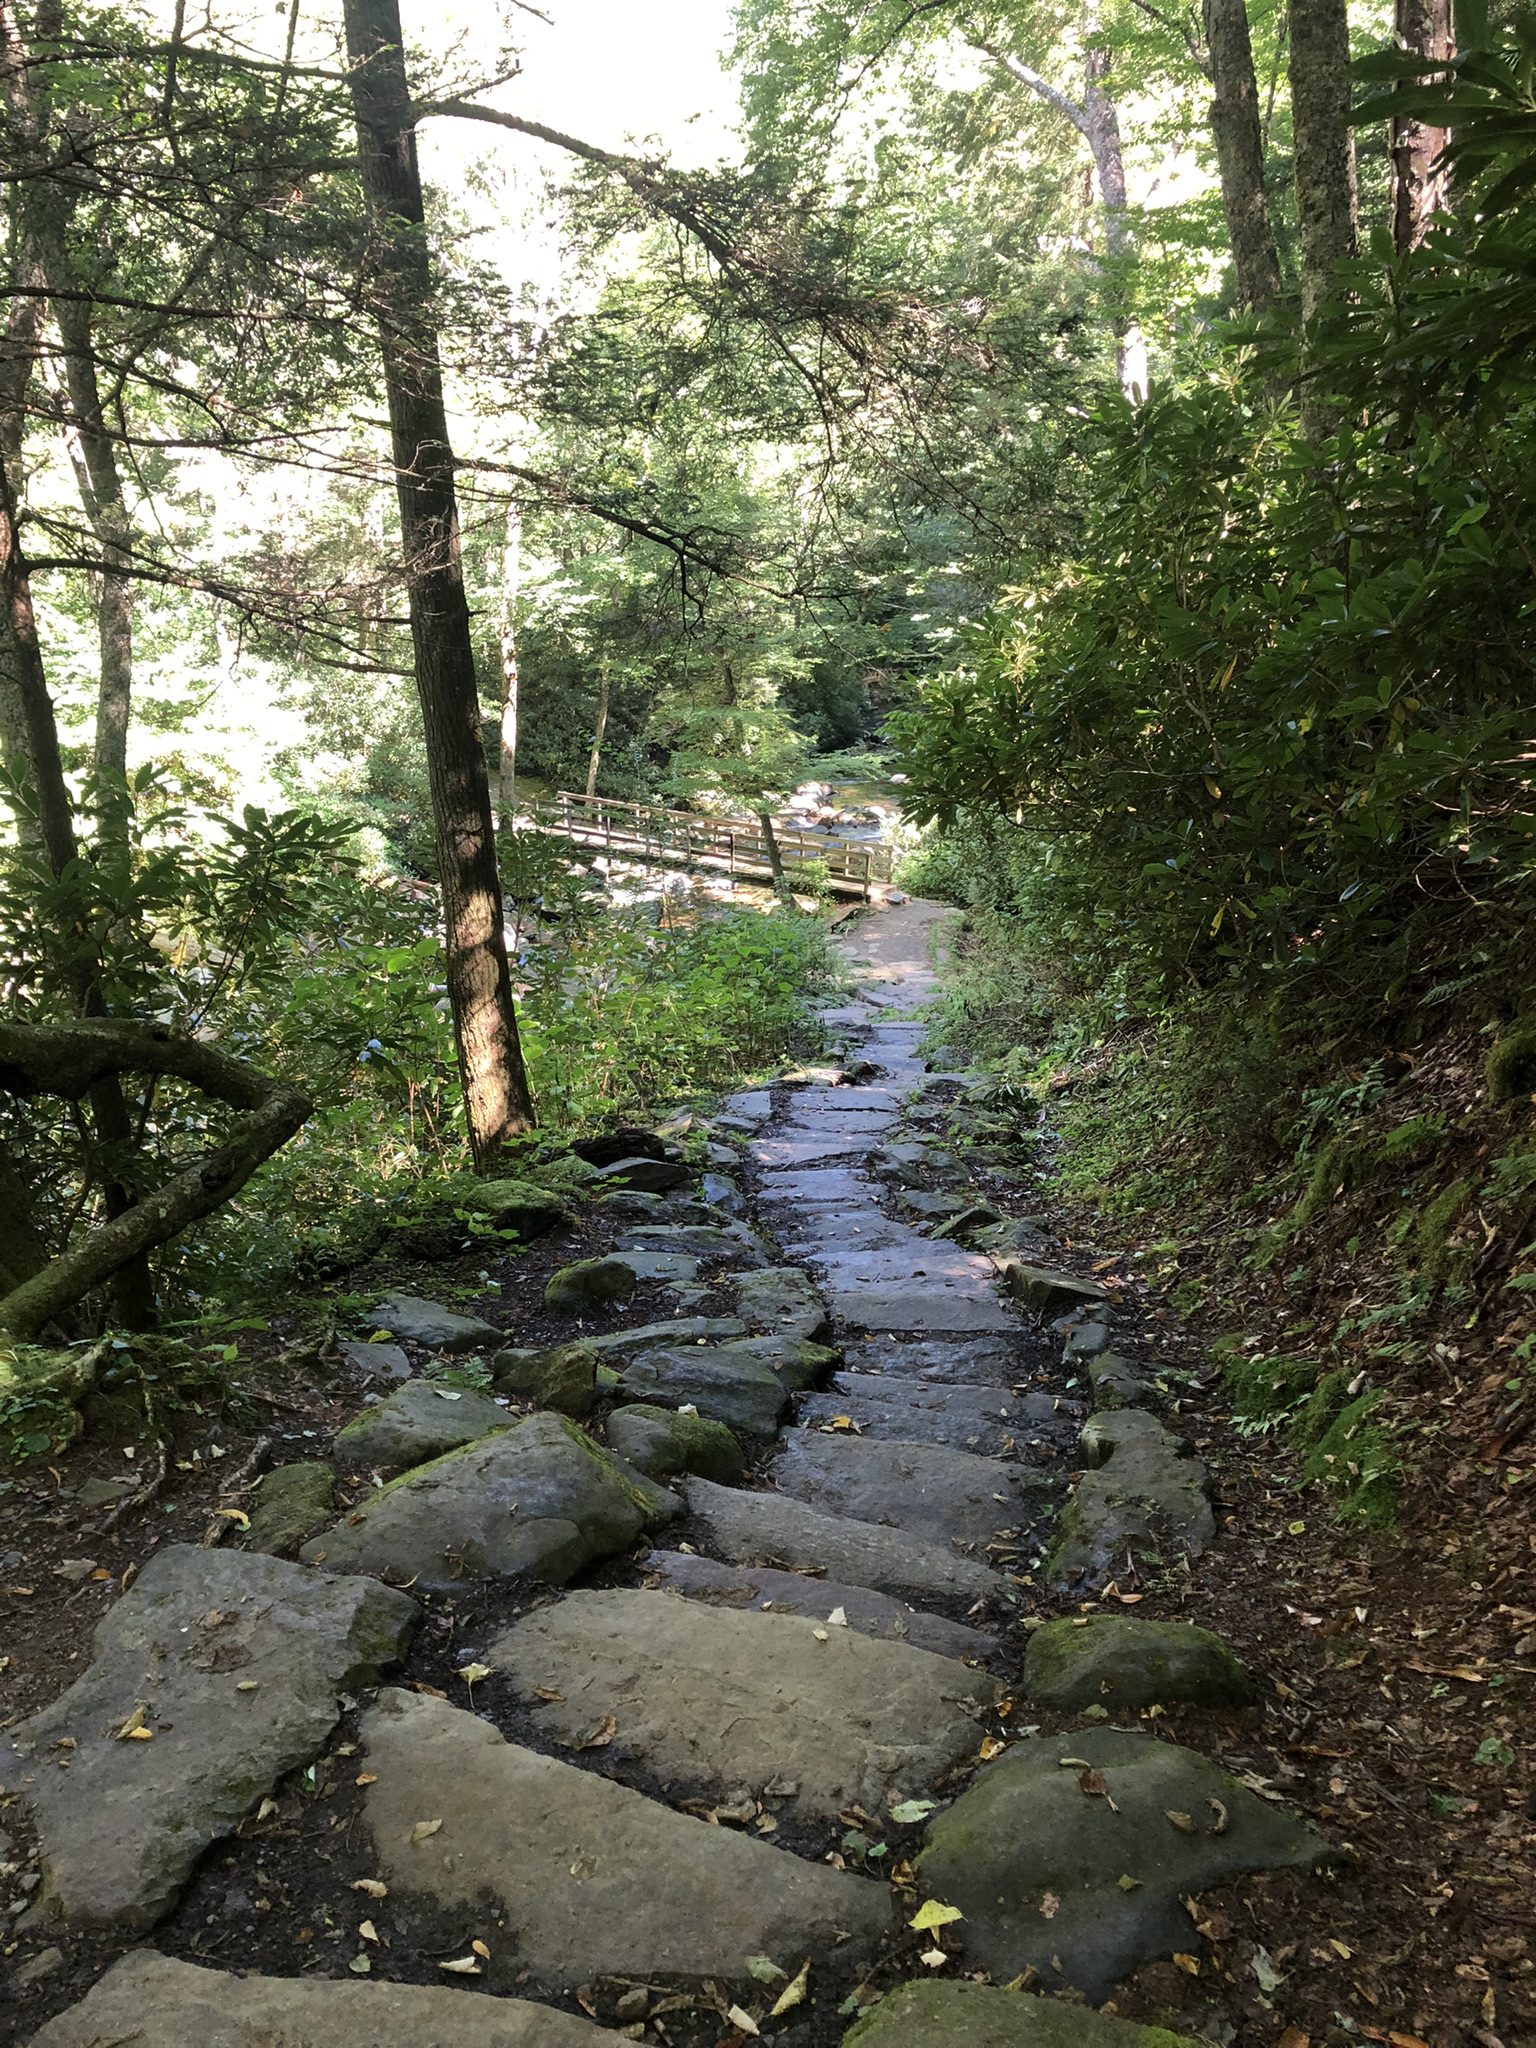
(0, 898), (1531, 2048)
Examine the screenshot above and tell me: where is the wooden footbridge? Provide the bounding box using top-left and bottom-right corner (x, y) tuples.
(521, 790), (897, 900)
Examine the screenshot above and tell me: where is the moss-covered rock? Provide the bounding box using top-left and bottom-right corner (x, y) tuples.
(1023, 1614), (1256, 1712)
(544, 1257), (638, 1315)
(333, 1380), (512, 1473)
(843, 1980), (1205, 2048)
(1486, 1023), (1536, 1105)
(492, 1342), (598, 1418)
(462, 1179), (578, 1239)
(244, 1462), (336, 1558)
(605, 1403), (745, 1485)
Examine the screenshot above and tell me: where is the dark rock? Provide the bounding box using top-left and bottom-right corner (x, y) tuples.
(1023, 1615), (1257, 1712)
(1087, 1352), (1145, 1407)
(843, 1980), (1206, 2047)
(544, 1255), (639, 1314)
(337, 1339), (412, 1384)
(606, 1404), (745, 1484)
(492, 1342), (598, 1418)
(916, 1726), (1332, 2000)
(366, 1293), (499, 1352)
(571, 1127), (669, 1166)
(771, 1433), (1052, 1551)
(460, 1178), (577, 1238)
(992, 1260), (1112, 1311)
(615, 1345), (788, 1435)
(733, 1266), (832, 1343)
(334, 1380), (511, 1472)
(594, 1156), (693, 1193)
(244, 1462), (335, 1557)
(797, 1375), (1066, 1456)
(1048, 1409), (1214, 1591)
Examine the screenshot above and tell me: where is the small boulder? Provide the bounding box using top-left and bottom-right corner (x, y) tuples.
(594, 1156), (693, 1193)
(733, 1266), (832, 1343)
(544, 1256), (639, 1315)
(1023, 1614), (1257, 1712)
(1087, 1352), (1145, 1407)
(367, 1293), (500, 1352)
(337, 1339), (412, 1385)
(333, 1380), (511, 1473)
(244, 1463), (335, 1558)
(461, 1178), (577, 1238)
(1048, 1410), (1214, 1591)
(993, 1260), (1111, 1310)
(493, 1342), (598, 1418)
(606, 1404), (745, 1485)
(615, 1346), (787, 1435)
(571, 1127), (669, 1166)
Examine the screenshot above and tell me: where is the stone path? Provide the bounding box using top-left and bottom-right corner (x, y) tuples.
(9, 896), (1330, 2048)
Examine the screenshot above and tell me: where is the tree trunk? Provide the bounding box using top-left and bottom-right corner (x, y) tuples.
(1204, 0), (1285, 309)
(756, 806), (797, 911)
(342, 0), (535, 1165)
(494, 500), (520, 822)
(1083, 49), (1148, 403)
(584, 670), (610, 800)
(1288, 0), (1359, 329)
(1391, 0), (1454, 250)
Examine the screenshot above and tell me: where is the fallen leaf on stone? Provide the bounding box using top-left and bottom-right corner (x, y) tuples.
(355, 1772), (378, 1787)
(535, 1686), (564, 1702)
(919, 1947), (949, 1968)
(1207, 1797), (1230, 1834)
(825, 1606), (848, 1627)
(978, 1735), (1006, 1760)
(438, 1957), (481, 1975)
(256, 1797), (278, 1821)
(1078, 1767), (1119, 1812)
(123, 1725), (154, 1742)
(1057, 1756), (1092, 1769)
(768, 1961), (810, 2017)
(213, 1508), (250, 1529)
(235, 1680), (259, 1693)
(726, 2003), (760, 2035)
(352, 1878), (388, 1899)
(1117, 1874), (1142, 1892)
(889, 1799), (937, 1824)
(1165, 1809), (1197, 1833)
(910, 1900), (964, 1932)
(1040, 1892), (1060, 1919)
(1172, 1952), (1201, 1976)
(813, 1626), (830, 1643)
(746, 1957), (786, 1984)
(410, 1818), (443, 1845)
(112, 1704), (150, 1740)
(827, 1416), (856, 1430)
(571, 1714), (618, 1750)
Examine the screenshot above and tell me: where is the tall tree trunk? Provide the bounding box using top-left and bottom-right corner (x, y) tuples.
(342, 0), (535, 1164)
(756, 806), (797, 912)
(1083, 49), (1147, 403)
(584, 670), (610, 800)
(1204, 0), (1285, 309)
(1391, 0), (1454, 250)
(1288, 0), (1359, 436)
(494, 500), (520, 821)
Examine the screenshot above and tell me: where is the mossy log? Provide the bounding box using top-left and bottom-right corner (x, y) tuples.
(0, 1020), (311, 1341)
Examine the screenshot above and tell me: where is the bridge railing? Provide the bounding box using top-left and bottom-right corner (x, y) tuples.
(520, 790), (895, 899)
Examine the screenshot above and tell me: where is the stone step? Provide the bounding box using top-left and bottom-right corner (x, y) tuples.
(643, 1549), (999, 1660)
(683, 1475), (1000, 1605)
(829, 1283), (1016, 1335)
(769, 1435), (1053, 1553)
(360, 1689), (890, 1983)
(840, 1333), (1037, 1387)
(333, 1379), (512, 1474)
(490, 1588), (997, 1822)
(801, 1238), (990, 1288)
(842, 1979), (1208, 2047)
(788, 1086), (902, 1111)
(6, 1546), (416, 1933)
(796, 1374), (1069, 1455)
(29, 1953), (613, 2047)
(753, 1164), (872, 1207)
(751, 1132), (877, 1167)
(613, 1343), (789, 1434)
(302, 1413), (675, 1593)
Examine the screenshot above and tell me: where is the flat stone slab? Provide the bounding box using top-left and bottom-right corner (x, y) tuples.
(337, 1338), (412, 1384)
(644, 1551), (998, 1661)
(841, 1334), (1034, 1387)
(6, 1546), (416, 1932)
(491, 1589), (997, 1821)
(28, 1953), (611, 2047)
(806, 1239), (991, 1288)
(361, 1689), (890, 1982)
(333, 1379), (511, 1472)
(617, 1222), (772, 1266)
(683, 1476), (999, 1605)
(724, 1088), (773, 1119)
(752, 1133), (876, 1166)
(722, 1331), (841, 1389)
(1048, 1410), (1215, 1593)
(367, 1293), (499, 1351)
(994, 1260), (1113, 1311)
(582, 1315), (749, 1356)
(917, 1726), (1331, 2000)
(244, 1462), (335, 1557)
(1023, 1615), (1256, 1712)
(616, 1250), (700, 1282)
(843, 1979), (1206, 2047)
(798, 1374), (1065, 1454)
(734, 1265), (831, 1341)
(830, 1284), (1017, 1334)
(771, 1435), (1052, 1551)
(303, 1413), (673, 1592)
(615, 1345), (788, 1434)
(755, 1166), (871, 1206)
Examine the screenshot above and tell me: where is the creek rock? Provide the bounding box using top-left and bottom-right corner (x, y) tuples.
(896, 1190), (972, 1222)
(606, 1403), (745, 1484)
(644, 1550), (998, 1661)
(929, 1202), (1006, 1240)
(28, 1952), (612, 2048)
(5, 1545), (416, 1932)
(1023, 1615), (1257, 1712)
(544, 1255), (638, 1314)
(492, 1588), (997, 1823)
(615, 1249), (699, 1283)
(593, 1187), (666, 1219)
(333, 1380), (511, 1472)
(993, 1260), (1112, 1311)
(1049, 1409), (1215, 1592)
(683, 1476), (999, 1605)
(360, 1688), (890, 1981)
(700, 1169), (746, 1213)
(771, 1433), (1053, 1551)
(366, 1293), (499, 1352)
(302, 1413), (675, 1592)
(843, 1980), (1206, 2048)
(1060, 1316), (1113, 1360)
(492, 1341), (598, 1418)
(337, 1338), (412, 1385)
(243, 1461), (335, 1557)
(970, 1218), (1052, 1258)
(594, 1155), (693, 1193)
(798, 1374), (1067, 1456)
(460, 1177), (577, 1238)
(614, 1344), (788, 1434)
(734, 1264), (832, 1342)
(917, 1726), (1332, 2000)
